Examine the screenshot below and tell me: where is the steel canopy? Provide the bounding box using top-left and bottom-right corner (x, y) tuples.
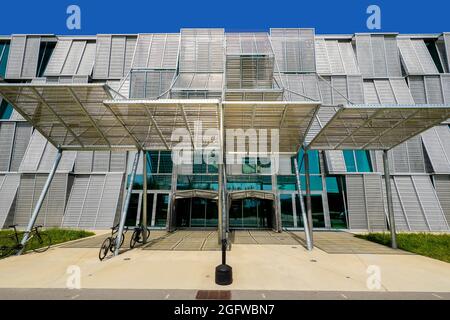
(307, 104), (450, 151)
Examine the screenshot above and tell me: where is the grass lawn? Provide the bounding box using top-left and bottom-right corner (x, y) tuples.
(356, 233), (450, 263)
(0, 228), (95, 257)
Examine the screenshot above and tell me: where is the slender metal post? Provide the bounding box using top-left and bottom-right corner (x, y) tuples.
(294, 157), (313, 251)
(142, 151), (148, 243)
(17, 149), (62, 255)
(115, 151), (140, 256)
(218, 101), (226, 244)
(304, 149), (314, 244)
(383, 150), (397, 249)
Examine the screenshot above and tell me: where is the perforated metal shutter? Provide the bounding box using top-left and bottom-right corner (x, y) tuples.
(434, 175), (450, 225)
(381, 178), (410, 231)
(132, 34), (180, 70)
(19, 130), (47, 172)
(9, 122), (32, 171)
(394, 176), (429, 231)
(355, 34), (374, 78)
(21, 36), (40, 78)
(95, 173), (123, 228)
(0, 122), (15, 171)
(346, 175), (368, 230)
(424, 76), (444, 104)
(110, 151), (127, 172)
(62, 175), (90, 227)
(74, 151), (93, 173)
(44, 39), (71, 75)
(93, 35), (112, 78)
(92, 151), (110, 172)
(412, 176), (449, 231)
(421, 127), (450, 173)
(364, 175), (387, 231)
(0, 174), (20, 228)
(325, 151), (346, 173)
(408, 76), (427, 104)
(5, 35), (27, 78)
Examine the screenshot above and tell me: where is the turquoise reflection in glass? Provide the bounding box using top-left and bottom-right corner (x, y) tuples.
(227, 175), (272, 191)
(355, 150), (372, 172)
(127, 174), (172, 190)
(300, 175), (322, 191)
(177, 175), (218, 191)
(158, 151), (173, 173)
(229, 198), (273, 228)
(37, 41), (55, 77)
(343, 150), (357, 172)
(343, 150), (372, 173)
(297, 150), (320, 174)
(325, 177), (339, 193)
(277, 175), (296, 190)
(0, 100), (13, 120)
(242, 157), (257, 174)
(0, 42), (10, 78)
(280, 194), (294, 228)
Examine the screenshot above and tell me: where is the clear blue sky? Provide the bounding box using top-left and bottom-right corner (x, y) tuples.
(0, 0), (449, 35)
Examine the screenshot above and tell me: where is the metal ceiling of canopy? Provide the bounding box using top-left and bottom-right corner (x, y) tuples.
(223, 101), (320, 153)
(308, 104), (450, 151)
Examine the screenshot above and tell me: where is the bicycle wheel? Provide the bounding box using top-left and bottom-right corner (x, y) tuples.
(99, 237), (111, 261)
(130, 230), (139, 249)
(29, 233), (51, 253)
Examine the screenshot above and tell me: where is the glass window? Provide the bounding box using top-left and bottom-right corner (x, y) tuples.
(0, 42), (10, 78)
(242, 157), (258, 174)
(327, 176), (348, 229)
(154, 194), (169, 227)
(148, 151), (159, 174)
(297, 150), (320, 174)
(355, 150), (372, 172)
(343, 150), (357, 172)
(280, 194), (294, 228)
(344, 150), (372, 173)
(0, 100), (13, 120)
(158, 151), (173, 173)
(36, 41), (55, 77)
(125, 193), (140, 227)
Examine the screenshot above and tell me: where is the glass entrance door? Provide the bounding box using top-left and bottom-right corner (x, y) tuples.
(229, 198), (273, 229)
(175, 197), (218, 228)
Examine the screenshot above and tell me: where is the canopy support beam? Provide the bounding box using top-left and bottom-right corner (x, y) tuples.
(383, 149), (398, 249)
(294, 156), (313, 251)
(304, 148), (314, 245)
(17, 149), (62, 255)
(114, 151), (140, 256)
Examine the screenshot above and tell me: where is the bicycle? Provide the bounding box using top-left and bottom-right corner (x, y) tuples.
(98, 224), (127, 261)
(129, 225), (149, 249)
(0, 225), (51, 258)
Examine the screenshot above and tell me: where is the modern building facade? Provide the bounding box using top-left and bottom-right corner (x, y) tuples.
(0, 29), (450, 237)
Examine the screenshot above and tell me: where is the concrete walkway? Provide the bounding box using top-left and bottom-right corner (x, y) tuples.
(0, 238), (449, 293)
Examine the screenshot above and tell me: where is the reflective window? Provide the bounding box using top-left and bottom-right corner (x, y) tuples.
(0, 42), (10, 78)
(0, 100), (13, 120)
(343, 150), (372, 173)
(327, 176), (348, 229)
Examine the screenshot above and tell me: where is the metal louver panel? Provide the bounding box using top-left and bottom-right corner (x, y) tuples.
(9, 122), (32, 171)
(18, 130), (47, 172)
(270, 28), (316, 73)
(381, 178), (410, 231)
(94, 35), (136, 79)
(346, 175), (368, 230)
(339, 42), (360, 75)
(74, 151), (94, 173)
(376, 137), (426, 174)
(95, 173), (123, 228)
(37, 144), (76, 173)
(132, 34), (180, 70)
(421, 126), (450, 173)
(21, 36), (41, 78)
(398, 39), (439, 75)
(0, 122), (15, 171)
(62, 175), (90, 227)
(412, 40), (439, 74)
(13, 173), (68, 227)
(278, 73), (320, 102)
(374, 80), (396, 104)
(347, 75), (364, 104)
(45, 39), (95, 76)
(314, 39), (332, 74)
(6, 35), (41, 79)
(44, 39), (71, 75)
(325, 150), (346, 173)
(77, 175), (105, 229)
(92, 151), (110, 172)
(0, 174), (20, 228)
(109, 151), (127, 172)
(5, 35), (27, 78)
(62, 173), (123, 229)
(356, 34), (401, 78)
(408, 76), (427, 104)
(364, 175), (387, 231)
(424, 76), (444, 104)
(407, 136), (426, 173)
(331, 76), (348, 105)
(412, 175), (449, 231)
(442, 74), (450, 103)
(434, 175), (450, 225)
(394, 176), (428, 231)
(390, 78), (414, 104)
(363, 80), (379, 104)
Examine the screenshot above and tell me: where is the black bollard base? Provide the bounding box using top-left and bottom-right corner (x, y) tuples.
(215, 264), (233, 286)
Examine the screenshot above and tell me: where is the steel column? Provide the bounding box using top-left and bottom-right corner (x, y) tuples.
(17, 149), (62, 255)
(115, 151), (140, 256)
(383, 150), (398, 249)
(218, 101), (225, 243)
(167, 162), (178, 232)
(294, 157), (313, 251)
(142, 151), (148, 243)
(304, 150), (314, 244)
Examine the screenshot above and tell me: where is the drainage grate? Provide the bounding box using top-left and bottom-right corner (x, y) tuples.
(196, 290), (231, 300)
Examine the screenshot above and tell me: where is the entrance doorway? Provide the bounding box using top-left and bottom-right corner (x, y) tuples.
(229, 198), (273, 229)
(125, 191), (169, 228)
(175, 197), (218, 228)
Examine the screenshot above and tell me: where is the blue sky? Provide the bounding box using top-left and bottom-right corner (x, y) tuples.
(0, 0), (449, 35)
